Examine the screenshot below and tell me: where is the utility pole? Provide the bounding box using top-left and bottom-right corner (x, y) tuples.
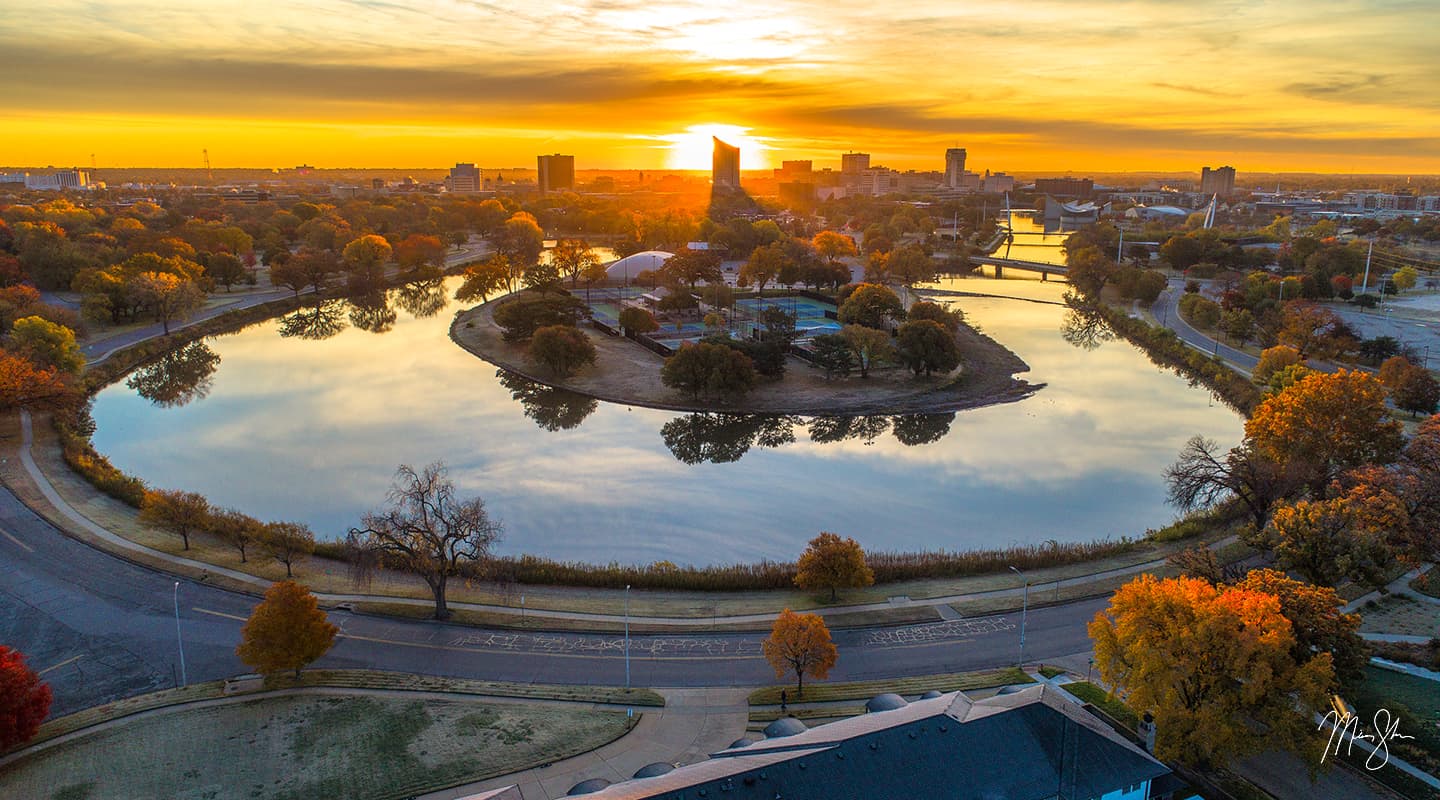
(173, 581), (187, 686)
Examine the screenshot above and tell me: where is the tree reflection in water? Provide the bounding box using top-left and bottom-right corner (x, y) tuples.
(348, 291), (398, 334)
(394, 279), (449, 319)
(1060, 290), (1116, 351)
(125, 341), (221, 408)
(496, 370), (598, 431)
(662, 410), (956, 464)
(278, 299), (349, 341)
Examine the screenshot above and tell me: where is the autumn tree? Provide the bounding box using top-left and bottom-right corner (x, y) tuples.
(1244, 369), (1403, 490)
(206, 252), (249, 291)
(9, 316), (84, 374)
(269, 248), (337, 298)
(0, 354), (77, 411)
(454, 255), (510, 303)
(907, 300), (962, 332)
(794, 532), (874, 602)
(235, 580), (338, 678)
(762, 609), (838, 698)
(618, 306), (659, 336)
(492, 292), (589, 341)
(262, 522), (316, 578)
(1259, 485), (1407, 590)
(661, 249), (722, 292)
(739, 242), (787, 292)
(1235, 568), (1368, 686)
(660, 341), (757, 399)
(886, 242), (935, 288)
(1388, 361), (1440, 417)
(211, 507), (264, 563)
(529, 324), (596, 377)
(341, 234), (393, 293)
(130, 271), (205, 334)
(840, 324), (893, 378)
(498, 213), (545, 287)
(895, 319), (961, 377)
(347, 462), (502, 620)
(1277, 302), (1352, 359)
(0, 645), (52, 750)
(837, 283), (904, 330)
(1252, 345), (1301, 385)
(812, 230), (857, 264)
(395, 234), (446, 275)
(1089, 575), (1332, 769)
(139, 489), (211, 550)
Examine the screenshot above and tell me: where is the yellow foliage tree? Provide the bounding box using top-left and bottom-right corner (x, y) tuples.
(236, 580), (338, 678)
(794, 532), (875, 602)
(138, 489), (211, 550)
(1244, 369), (1403, 490)
(762, 609), (838, 698)
(1261, 483), (1407, 590)
(1089, 575), (1332, 769)
(1251, 345), (1300, 385)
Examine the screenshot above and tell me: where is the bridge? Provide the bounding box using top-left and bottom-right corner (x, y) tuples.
(968, 255), (1069, 278)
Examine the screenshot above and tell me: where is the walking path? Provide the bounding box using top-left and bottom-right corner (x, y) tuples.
(14, 407), (1226, 628)
(421, 688), (749, 800)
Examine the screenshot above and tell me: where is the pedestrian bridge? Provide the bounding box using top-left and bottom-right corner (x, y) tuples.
(968, 255), (1069, 278)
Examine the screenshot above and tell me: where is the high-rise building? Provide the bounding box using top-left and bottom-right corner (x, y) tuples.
(537, 154), (575, 193)
(1034, 177), (1094, 199)
(712, 137), (740, 188)
(446, 162), (482, 193)
(841, 152), (870, 175)
(1200, 166), (1236, 196)
(945, 148), (967, 189)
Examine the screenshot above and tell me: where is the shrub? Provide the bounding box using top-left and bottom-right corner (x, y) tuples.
(529, 324), (597, 377)
(492, 292), (588, 341)
(661, 341), (758, 399)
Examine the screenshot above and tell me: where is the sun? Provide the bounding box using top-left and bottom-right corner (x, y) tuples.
(662, 124), (770, 171)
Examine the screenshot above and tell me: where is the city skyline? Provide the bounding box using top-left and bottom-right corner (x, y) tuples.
(3, 1), (1439, 173)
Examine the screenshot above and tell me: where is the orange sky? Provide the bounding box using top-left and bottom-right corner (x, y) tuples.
(3, 1), (1438, 174)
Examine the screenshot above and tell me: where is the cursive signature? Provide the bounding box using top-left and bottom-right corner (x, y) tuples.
(1319, 709), (1416, 770)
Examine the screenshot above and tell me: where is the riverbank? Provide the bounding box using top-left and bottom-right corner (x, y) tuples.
(449, 295), (1041, 415)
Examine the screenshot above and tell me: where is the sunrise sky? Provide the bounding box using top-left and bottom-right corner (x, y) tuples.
(3, 0), (1438, 173)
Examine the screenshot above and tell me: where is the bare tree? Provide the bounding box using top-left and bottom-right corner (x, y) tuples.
(1164, 436), (1305, 530)
(347, 463), (502, 619)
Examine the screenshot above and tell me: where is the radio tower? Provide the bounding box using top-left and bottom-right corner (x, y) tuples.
(203, 148), (213, 183)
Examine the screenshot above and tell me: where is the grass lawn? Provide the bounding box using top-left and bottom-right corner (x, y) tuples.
(747, 667), (1029, 706)
(1358, 594), (1440, 637)
(0, 694), (630, 800)
(1343, 666), (1440, 777)
(1062, 681), (1139, 730)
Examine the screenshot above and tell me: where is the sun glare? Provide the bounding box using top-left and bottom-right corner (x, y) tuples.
(663, 124), (770, 171)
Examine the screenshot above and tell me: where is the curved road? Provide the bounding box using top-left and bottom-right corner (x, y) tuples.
(0, 481), (1101, 716)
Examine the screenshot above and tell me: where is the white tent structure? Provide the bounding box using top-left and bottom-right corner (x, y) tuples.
(605, 250), (674, 282)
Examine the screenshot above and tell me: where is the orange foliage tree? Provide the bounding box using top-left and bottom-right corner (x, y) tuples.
(0, 645), (52, 750)
(0, 353), (77, 411)
(762, 609), (838, 698)
(1244, 369), (1403, 490)
(794, 532), (875, 602)
(138, 489), (211, 550)
(1089, 575), (1332, 769)
(235, 581), (338, 678)
(1260, 484), (1406, 591)
(1234, 568), (1368, 686)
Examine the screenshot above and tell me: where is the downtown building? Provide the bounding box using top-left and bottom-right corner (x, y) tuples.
(537, 154), (575, 193)
(1199, 166), (1236, 197)
(712, 138), (741, 189)
(945, 147), (968, 189)
(446, 162), (483, 193)
(0, 168), (95, 190)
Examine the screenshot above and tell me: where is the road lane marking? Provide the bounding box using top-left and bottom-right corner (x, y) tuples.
(39, 654), (82, 675)
(193, 607), (247, 621)
(0, 527), (34, 552)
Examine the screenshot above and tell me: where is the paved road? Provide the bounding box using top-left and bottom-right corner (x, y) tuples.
(0, 482), (1100, 716)
(1157, 284), (1258, 372)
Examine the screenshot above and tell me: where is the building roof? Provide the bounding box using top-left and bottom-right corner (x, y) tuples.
(605, 250), (674, 280)
(561, 685), (1171, 800)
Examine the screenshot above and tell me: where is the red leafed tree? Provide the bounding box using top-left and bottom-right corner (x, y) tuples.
(0, 645), (53, 749)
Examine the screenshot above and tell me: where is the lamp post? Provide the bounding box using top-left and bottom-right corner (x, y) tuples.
(1008, 566), (1028, 667)
(173, 581), (187, 686)
(624, 584), (631, 690)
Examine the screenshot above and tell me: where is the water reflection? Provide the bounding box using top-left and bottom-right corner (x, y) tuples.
(1060, 292), (1117, 351)
(125, 341), (221, 408)
(394, 279), (449, 319)
(278, 300), (350, 341)
(497, 371), (598, 431)
(348, 291), (398, 334)
(660, 411), (959, 464)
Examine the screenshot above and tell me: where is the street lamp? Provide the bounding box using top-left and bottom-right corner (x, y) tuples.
(173, 581), (187, 686)
(1008, 566), (1028, 667)
(624, 584), (631, 690)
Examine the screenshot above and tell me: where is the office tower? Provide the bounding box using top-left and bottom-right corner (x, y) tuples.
(1200, 166), (1236, 196)
(945, 148), (967, 189)
(712, 137), (740, 188)
(446, 162), (482, 193)
(537, 154), (575, 193)
(841, 152), (870, 174)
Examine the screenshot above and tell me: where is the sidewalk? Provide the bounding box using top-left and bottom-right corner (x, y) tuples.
(421, 688), (749, 800)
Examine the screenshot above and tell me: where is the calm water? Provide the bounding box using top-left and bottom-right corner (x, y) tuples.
(90, 274), (1242, 566)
